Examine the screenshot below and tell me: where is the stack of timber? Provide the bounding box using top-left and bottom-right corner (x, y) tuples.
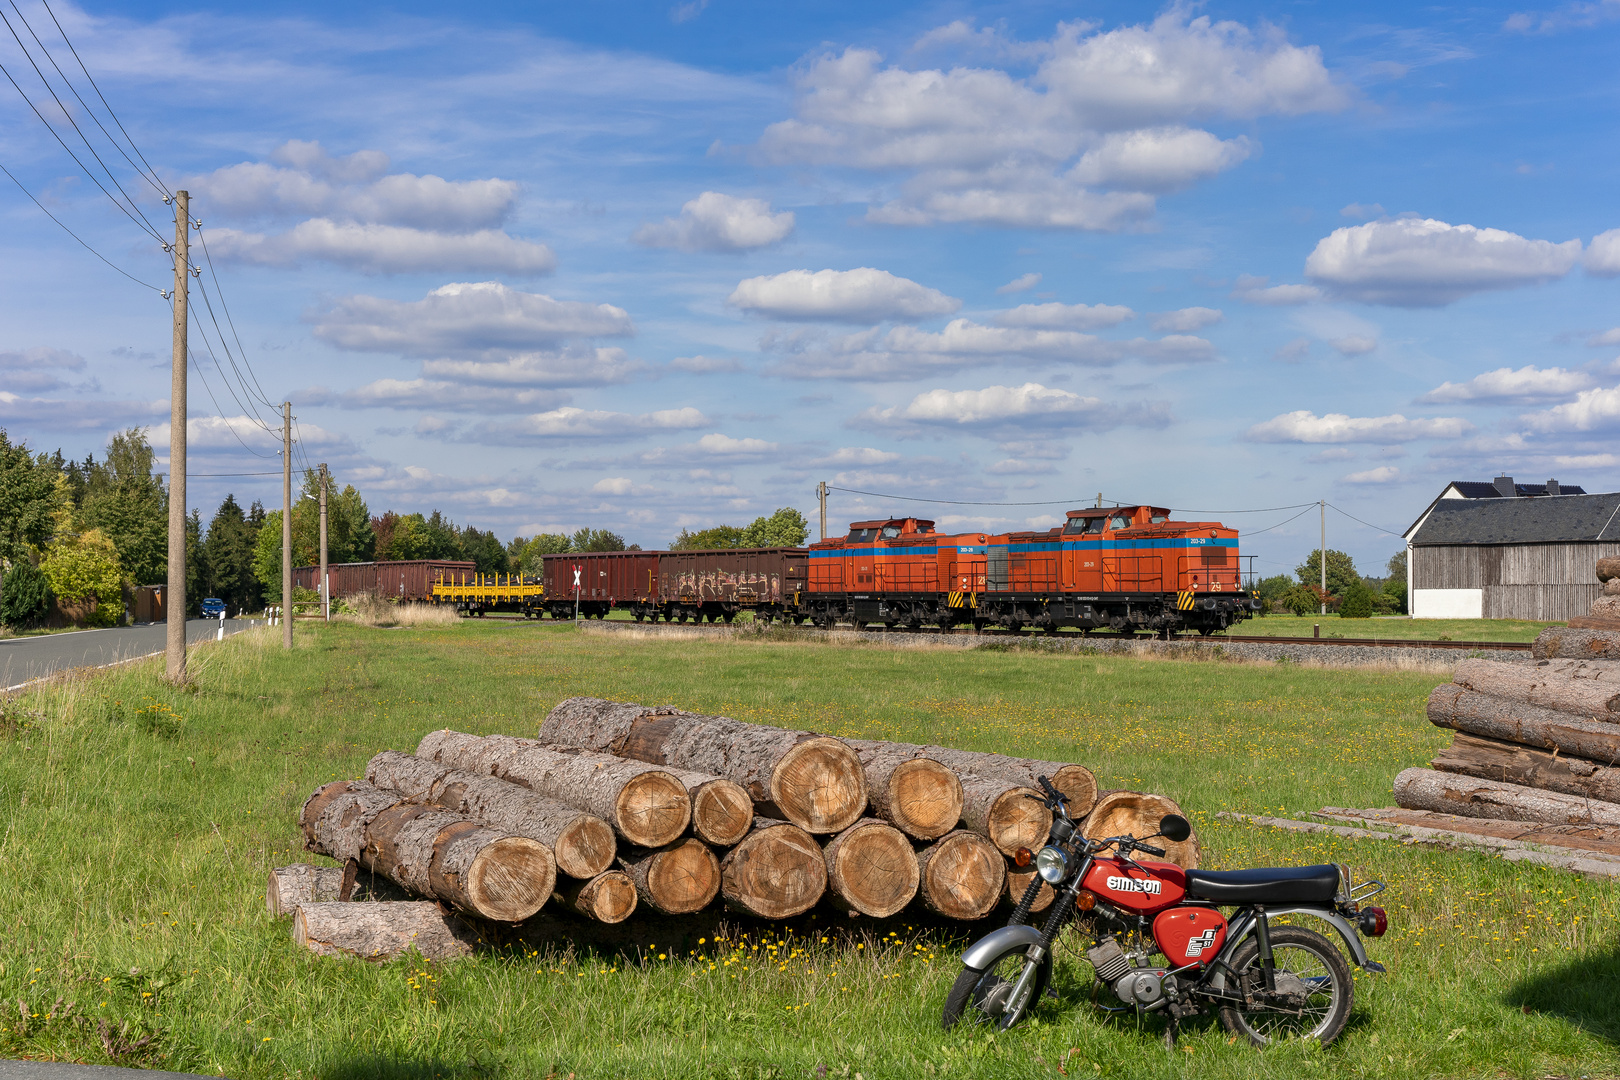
(1393, 558), (1620, 863)
(274, 696), (1198, 959)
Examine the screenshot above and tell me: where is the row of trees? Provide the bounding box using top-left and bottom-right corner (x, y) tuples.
(1253, 549), (1408, 618)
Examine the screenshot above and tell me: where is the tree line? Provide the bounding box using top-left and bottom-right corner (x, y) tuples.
(1252, 549), (1408, 617)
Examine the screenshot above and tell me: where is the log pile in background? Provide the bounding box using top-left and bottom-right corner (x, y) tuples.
(1395, 558), (1620, 852)
(276, 695), (1198, 960)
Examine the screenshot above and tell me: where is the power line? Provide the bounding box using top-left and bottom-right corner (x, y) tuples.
(191, 275), (277, 431)
(195, 227), (277, 410)
(1239, 504), (1319, 537)
(1326, 502), (1404, 538)
(0, 158), (161, 292)
(829, 485), (1322, 516)
(192, 471), (282, 477)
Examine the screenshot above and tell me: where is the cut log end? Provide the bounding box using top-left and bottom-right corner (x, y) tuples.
(614, 771), (692, 848)
(915, 830), (1005, 921)
(984, 787), (1052, 857)
(1049, 766), (1100, 817)
(823, 819), (918, 919)
(770, 737), (868, 835)
(1084, 791), (1200, 870)
(555, 871), (638, 924)
(623, 838), (721, 915)
(690, 779), (754, 847)
(462, 835), (554, 923)
(885, 760), (964, 841)
(721, 822), (828, 919)
(553, 816), (617, 880)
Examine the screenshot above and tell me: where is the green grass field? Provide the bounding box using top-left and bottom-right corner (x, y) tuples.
(0, 620), (1614, 1079)
(1219, 614), (1555, 643)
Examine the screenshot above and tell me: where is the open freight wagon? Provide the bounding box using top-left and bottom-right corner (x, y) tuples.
(539, 548), (808, 622)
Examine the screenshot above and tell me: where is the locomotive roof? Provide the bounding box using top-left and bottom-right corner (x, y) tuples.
(1063, 506), (1169, 518)
(846, 518), (936, 530)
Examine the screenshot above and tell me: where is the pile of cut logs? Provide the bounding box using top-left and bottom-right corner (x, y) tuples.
(1394, 558), (1620, 849)
(273, 697), (1198, 959)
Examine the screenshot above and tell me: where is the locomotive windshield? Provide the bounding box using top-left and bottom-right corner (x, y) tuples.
(847, 528), (874, 542)
(880, 525), (901, 539)
(1110, 515), (1132, 529)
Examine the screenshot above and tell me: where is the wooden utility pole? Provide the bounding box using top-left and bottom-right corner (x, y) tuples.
(1319, 500), (1327, 616)
(282, 402), (293, 648)
(817, 481), (827, 541)
(318, 463), (329, 621)
(165, 190), (189, 684)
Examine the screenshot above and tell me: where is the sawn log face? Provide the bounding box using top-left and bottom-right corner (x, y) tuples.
(1083, 791), (1200, 870)
(618, 838), (721, 915)
(718, 818), (827, 919)
(913, 830), (1004, 921)
(1452, 658), (1620, 715)
(848, 745), (963, 841)
(1432, 732), (1620, 804)
(1394, 766), (1620, 827)
(821, 818), (918, 918)
(842, 737), (1097, 817)
(957, 775), (1051, 857)
(554, 871), (638, 924)
(1426, 684), (1620, 761)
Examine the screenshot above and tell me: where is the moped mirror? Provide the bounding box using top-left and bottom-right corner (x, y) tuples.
(1158, 814), (1191, 843)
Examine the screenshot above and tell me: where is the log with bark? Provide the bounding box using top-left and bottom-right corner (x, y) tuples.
(1083, 791), (1201, 870)
(538, 699), (867, 834)
(1427, 684), (1620, 762)
(366, 750), (616, 879)
(913, 830), (1005, 921)
(841, 743), (963, 841)
(553, 871), (638, 924)
(1004, 868), (1055, 915)
(820, 818), (919, 918)
(1532, 628), (1620, 662)
(301, 780), (554, 922)
(843, 737), (1098, 817)
(957, 775), (1051, 857)
(618, 837), (721, 915)
(1394, 766), (1620, 827)
(292, 901), (482, 961)
(1568, 616), (1620, 632)
(1432, 732), (1620, 804)
(718, 818), (827, 919)
(1451, 658), (1620, 716)
(1598, 557), (1620, 583)
(267, 863), (408, 916)
(416, 731), (691, 848)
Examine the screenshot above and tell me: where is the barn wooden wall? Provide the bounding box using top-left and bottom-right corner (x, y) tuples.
(1413, 541), (1620, 620)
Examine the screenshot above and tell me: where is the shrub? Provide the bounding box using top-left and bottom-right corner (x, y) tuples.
(40, 529), (124, 627)
(0, 560), (53, 628)
(1338, 579), (1374, 618)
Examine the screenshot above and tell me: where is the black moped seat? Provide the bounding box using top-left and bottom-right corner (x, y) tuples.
(1184, 864), (1339, 905)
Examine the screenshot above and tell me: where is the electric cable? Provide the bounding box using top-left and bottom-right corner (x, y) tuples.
(0, 158), (161, 292)
(195, 226), (277, 409)
(1233, 504), (1318, 537)
(191, 275), (277, 431)
(1326, 503), (1404, 538)
(188, 301), (275, 442)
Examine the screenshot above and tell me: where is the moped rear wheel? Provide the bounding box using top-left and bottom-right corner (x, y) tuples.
(1216, 926), (1353, 1046)
(941, 946), (1051, 1031)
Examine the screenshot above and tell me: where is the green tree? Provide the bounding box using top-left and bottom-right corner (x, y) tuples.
(460, 527), (509, 573)
(1295, 549), (1359, 599)
(0, 560), (52, 628)
(0, 429), (60, 564)
(78, 428), (167, 586)
(186, 508), (205, 616)
(1254, 574), (1292, 612)
(1338, 578), (1374, 618)
(740, 507), (810, 547)
(41, 528), (124, 626)
(518, 533), (572, 574)
(671, 525), (745, 550)
(1280, 583), (1327, 616)
(204, 494), (263, 615)
(383, 515), (434, 560)
(1383, 576), (1408, 615)
(253, 510), (284, 597)
(1386, 549), (1407, 582)
(571, 527), (626, 552)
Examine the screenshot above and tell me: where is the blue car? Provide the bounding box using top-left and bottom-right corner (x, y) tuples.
(201, 598), (226, 618)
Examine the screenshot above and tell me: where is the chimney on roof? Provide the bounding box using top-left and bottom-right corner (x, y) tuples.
(1493, 475), (1516, 497)
(1547, 478), (1561, 496)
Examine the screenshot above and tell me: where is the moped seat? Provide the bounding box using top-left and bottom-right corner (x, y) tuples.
(1184, 864), (1339, 904)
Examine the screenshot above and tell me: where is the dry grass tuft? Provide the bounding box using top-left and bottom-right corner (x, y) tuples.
(336, 593), (461, 628)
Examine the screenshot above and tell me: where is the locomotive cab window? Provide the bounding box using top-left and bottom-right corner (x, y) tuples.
(1109, 515), (1131, 529)
(1150, 514), (1168, 524)
(847, 528), (873, 542)
(1062, 517), (1092, 534)
(881, 525), (901, 539)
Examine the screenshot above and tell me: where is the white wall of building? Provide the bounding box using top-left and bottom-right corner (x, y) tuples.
(1412, 588), (1484, 619)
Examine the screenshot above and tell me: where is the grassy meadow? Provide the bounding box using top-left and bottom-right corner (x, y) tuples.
(1219, 615), (1555, 643)
(0, 619), (1614, 1079)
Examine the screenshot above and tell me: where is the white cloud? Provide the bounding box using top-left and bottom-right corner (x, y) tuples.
(637, 432), (783, 463)
(993, 302), (1134, 330)
(593, 477), (634, 494)
(995, 272), (1042, 295)
(1329, 335), (1378, 356)
(0, 346), (89, 393)
(1274, 338), (1311, 362)
(0, 392), (165, 430)
(1304, 217), (1583, 306)
(1587, 328), (1620, 346)
(312, 281), (633, 358)
(1340, 202), (1385, 219)
(1148, 307), (1222, 332)
(421, 348), (640, 386)
(1246, 410), (1473, 443)
(669, 355), (745, 373)
(510, 406), (711, 438)
(728, 268), (960, 322)
(1343, 466), (1400, 484)
(205, 220), (555, 275)
(632, 192), (795, 252)
(1522, 385), (1620, 432)
(1555, 453), (1618, 468)
(817, 447), (902, 466)
(338, 378), (569, 413)
(1419, 365), (1595, 404)
(670, 0), (708, 23)
(860, 382), (1105, 428)
(1308, 447), (1355, 462)
(754, 12), (1343, 228)
(1230, 274), (1323, 305)
(1586, 228), (1620, 276)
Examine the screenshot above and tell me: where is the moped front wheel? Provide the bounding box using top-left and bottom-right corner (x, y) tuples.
(1216, 925), (1353, 1046)
(941, 946), (1052, 1031)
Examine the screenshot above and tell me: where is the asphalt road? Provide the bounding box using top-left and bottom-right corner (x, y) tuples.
(0, 619), (259, 690)
(0, 1064), (219, 1080)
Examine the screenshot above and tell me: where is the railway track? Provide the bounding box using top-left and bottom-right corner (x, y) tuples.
(576, 618), (1533, 652)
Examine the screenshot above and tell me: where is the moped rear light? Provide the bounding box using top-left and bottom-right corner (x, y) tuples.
(1357, 906), (1387, 937)
(1013, 847), (1033, 868)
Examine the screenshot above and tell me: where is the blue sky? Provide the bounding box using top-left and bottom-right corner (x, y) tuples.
(2, 0), (1618, 580)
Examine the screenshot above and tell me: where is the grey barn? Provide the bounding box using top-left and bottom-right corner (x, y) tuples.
(1404, 478), (1620, 619)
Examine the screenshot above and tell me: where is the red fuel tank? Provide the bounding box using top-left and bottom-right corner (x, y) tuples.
(1081, 858), (1186, 916)
(1152, 906), (1228, 967)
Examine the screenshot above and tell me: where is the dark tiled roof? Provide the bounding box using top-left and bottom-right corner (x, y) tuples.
(1447, 480), (1588, 499)
(1411, 493), (1620, 545)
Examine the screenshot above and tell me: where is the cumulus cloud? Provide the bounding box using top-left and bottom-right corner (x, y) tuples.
(1340, 202), (1385, 220)
(996, 272), (1042, 294)
(205, 221), (555, 275)
(633, 192), (795, 252)
(1555, 452), (1619, 468)
(507, 406), (710, 439)
(312, 281), (633, 358)
(1586, 228), (1620, 276)
(637, 432), (783, 463)
(754, 12), (1344, 229)
(1343, 466), (1400, 483)
(593, 477), (634, 495)
(1304, 217), (1583, 306)
(191, 141), (552, 275)
(1230, 274), (1323, 305)
(669, 355), (745, 373)
(1587, 328), (1620, 347)
(816, 447), (902, 466)
(855, 382), (1170, 434)
(1246, 410), (1473, 443)
(333, 378), (569, 413)
(420, 348), (641, 386)
(1273, 337), (1311, 362)
(0, 392), (165, 430)
(1419, 365), (1595, 404)
(0, 346), (89, 393)
(729, 268), (961, 322)
(1329, 335), (1377, 356)
(1148, 307), (1222, 332)
(1522, 385), (1620, 432)
(993, 302), (1134, 330)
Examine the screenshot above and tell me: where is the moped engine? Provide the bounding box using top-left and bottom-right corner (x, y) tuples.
(1087, 938), (1170, 1008)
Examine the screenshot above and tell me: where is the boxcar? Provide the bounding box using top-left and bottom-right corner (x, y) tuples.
(540, 550), (661, 619)
(292, 560), (476, 603)
(660, 547), (808, 623)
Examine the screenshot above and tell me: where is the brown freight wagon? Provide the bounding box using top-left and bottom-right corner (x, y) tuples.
(293, 560), (476, 603)
(540, 551), (661, 620)
(660, 547), (808, 624)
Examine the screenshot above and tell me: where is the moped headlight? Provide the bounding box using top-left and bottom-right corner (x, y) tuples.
(1034, 845), (1068, 884)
